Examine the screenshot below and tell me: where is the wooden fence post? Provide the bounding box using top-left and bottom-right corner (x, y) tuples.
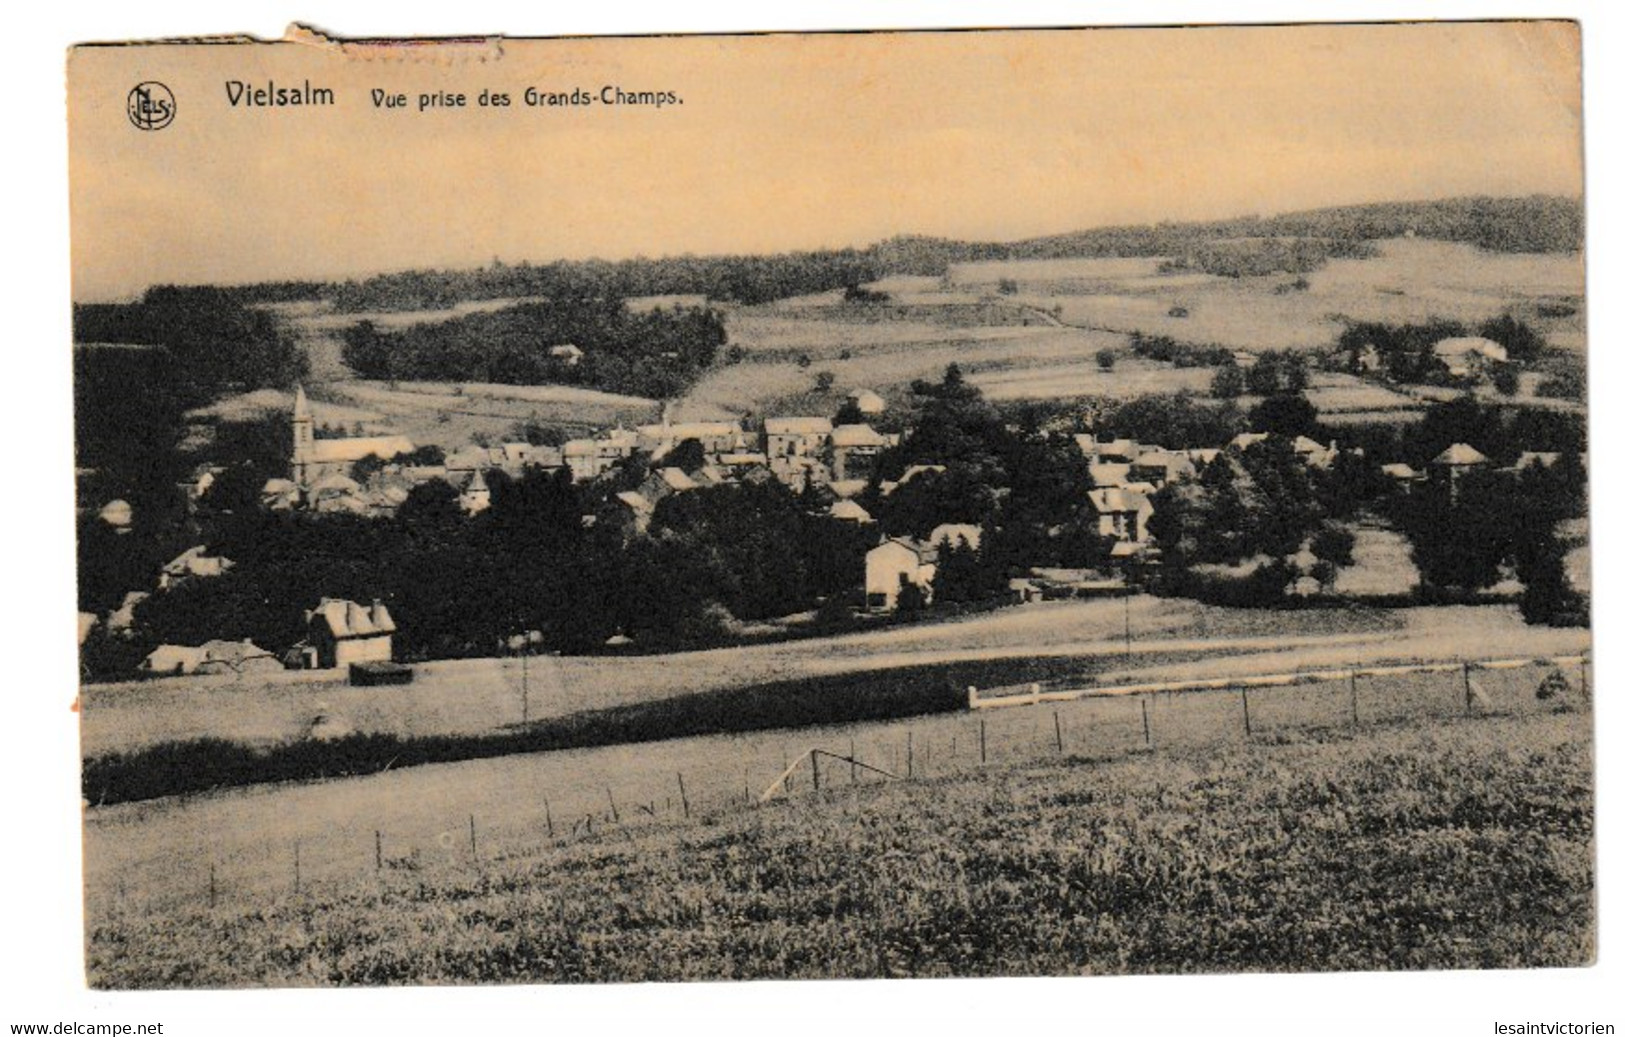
(607, 788), (620, 823)
(812, 751), (821, 792)
(677, 773), (690, 819)
(208, 863), (217, 908)
(1349, 671), (1359, 726)
(1053, 711), (1064, 754)
(1462, 661), (1473, 716)
(850, 738), (857, 783)
(906, 731), (914, 779)
(979, 718), (988, 764)
(1241, 687), (1252, 738)
(544, 797), (554, 838)
(469, 814), (477, 858)
(375, 830), (383, 871)
(1141, 696), (1152, 748)
(294, 841), (301, 893)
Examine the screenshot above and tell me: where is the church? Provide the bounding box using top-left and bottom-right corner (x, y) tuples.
(262, 387), (417, 511)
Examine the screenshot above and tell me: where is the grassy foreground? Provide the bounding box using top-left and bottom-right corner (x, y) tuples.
(87, 710), (1593, 987)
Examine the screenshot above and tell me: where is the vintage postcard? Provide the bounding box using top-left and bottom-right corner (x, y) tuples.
(69, 21), (1591, 988)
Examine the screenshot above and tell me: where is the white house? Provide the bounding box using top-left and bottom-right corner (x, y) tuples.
(1087, 486), (1155, 547)
(302, 598), (397, 669)
(763, 416), (833, 459)
(865, 537), (939, 611)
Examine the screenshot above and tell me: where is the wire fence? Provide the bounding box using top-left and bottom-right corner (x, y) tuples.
(86, 653), (1588, 920)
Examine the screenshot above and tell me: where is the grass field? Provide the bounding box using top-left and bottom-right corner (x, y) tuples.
(79, 598), (1588, 760)
(84, 700), (1593, 986)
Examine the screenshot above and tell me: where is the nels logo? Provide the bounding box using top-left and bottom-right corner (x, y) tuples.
(127, 81), (176, 131)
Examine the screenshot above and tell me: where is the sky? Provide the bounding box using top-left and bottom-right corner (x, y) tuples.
(67, 20), (1583, 301)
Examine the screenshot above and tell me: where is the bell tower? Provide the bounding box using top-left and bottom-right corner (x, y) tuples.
(291, 385), (315, 489)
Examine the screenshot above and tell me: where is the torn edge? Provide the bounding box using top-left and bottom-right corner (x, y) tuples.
(70, 22), (506, 64)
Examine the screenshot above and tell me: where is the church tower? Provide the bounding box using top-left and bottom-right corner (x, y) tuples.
(291, 385), (315, 490)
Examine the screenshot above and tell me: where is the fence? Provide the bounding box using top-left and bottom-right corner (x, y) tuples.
(86, 653), (1588, 921)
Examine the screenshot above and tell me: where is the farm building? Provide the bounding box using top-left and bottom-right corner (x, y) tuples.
(865, 537), (939, 611)
(302, 598), (397, 669)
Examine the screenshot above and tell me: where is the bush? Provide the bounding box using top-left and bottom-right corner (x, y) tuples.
(1096, 349), (1118, 371)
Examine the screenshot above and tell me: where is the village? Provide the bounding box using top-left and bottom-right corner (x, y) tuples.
(80, 337), (1583, 682)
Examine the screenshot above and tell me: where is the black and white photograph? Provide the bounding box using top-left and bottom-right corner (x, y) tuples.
(14, 5), (1620, 1032)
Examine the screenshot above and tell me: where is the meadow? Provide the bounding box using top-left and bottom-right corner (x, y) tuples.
(84, 697), (1593, 986)
(82, 597), (1591, 759)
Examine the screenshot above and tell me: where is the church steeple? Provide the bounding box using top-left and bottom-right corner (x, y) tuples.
(292, 385), (314, 489)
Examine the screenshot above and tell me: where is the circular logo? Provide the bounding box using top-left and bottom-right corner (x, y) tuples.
(127, 82), (175, 131)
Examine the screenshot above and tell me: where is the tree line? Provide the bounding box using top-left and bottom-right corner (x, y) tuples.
(340, 299), (727, 400)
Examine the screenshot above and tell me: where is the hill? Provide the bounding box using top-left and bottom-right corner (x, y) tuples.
(86, 708), (1593, 986)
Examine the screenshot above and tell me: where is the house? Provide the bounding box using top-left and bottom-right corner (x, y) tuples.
(1096, 438), (1143, 462)
(302, 598), (397, 669)
(140, 644), (209, 676)
(865, 537), (939, 611)
(636, 419), (746, 459)
(459, 468), (492, 514)
(193, 639), (282, 676)
(1381, 462), (1425, 491)
(613, 490), (656, 534)
(1433, 337), (1509, 379)
(1129, 450), (1196, 488)
(1431, 442), (1490, 502)
(829, 423), (889, 481)
(98, 499), (133, 532)
(1008, 577), (1042, 603)
(548, 343), (584, 366)
(158, 546), (235, 590)
(1087, 486), (1155, 547)
(880, 464), (947, 496)
(139, 639), (280, 677)
(829, 499), (874, 524)
(1292, 435), (1339, 469)
(845, 389), (886, 417)
(763, 417), (833, 459)
(1230, 432), (1271, 452)
(1088, 461), (1134, 489)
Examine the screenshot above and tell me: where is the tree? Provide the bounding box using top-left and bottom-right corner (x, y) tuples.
(1249, 393), (1320, 439)
(1490, 363), (1521, 396)
(1211, 363), (1246, 399)
(664, 438), (708, 474)
(812, 370), (837, 393)
(1096, 349), (1118, 371)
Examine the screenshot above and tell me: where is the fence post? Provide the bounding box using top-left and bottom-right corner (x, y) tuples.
(677, 773), (690, 819)
(1053, 710), (1064, 754)
(1462, 661), (1473, 716)
(208, 863), (217, 908)
(375, 830), (383, 871)
(1580, 658), (1589, 701)
(850, 738), (858, 783)
(544, 797), (554, 838)
(469, 814), (477, 859)
(979, 718), (988, 764)
(294, 841), (301, 893)
(1241, 687), (1252, 738)
(1349, 671), (1359, 726)
(907, 731), (914, 779)
(607, 788), (621, 823)
(1141, 696), (1152, 749)
(812, 751), (821, 792)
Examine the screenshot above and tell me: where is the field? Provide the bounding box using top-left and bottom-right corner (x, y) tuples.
(84, 700), (1594, 986)
(662, 236), (1581, 419)
(79, 597), (1589, 758)
(979, 239), (1584, 352)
